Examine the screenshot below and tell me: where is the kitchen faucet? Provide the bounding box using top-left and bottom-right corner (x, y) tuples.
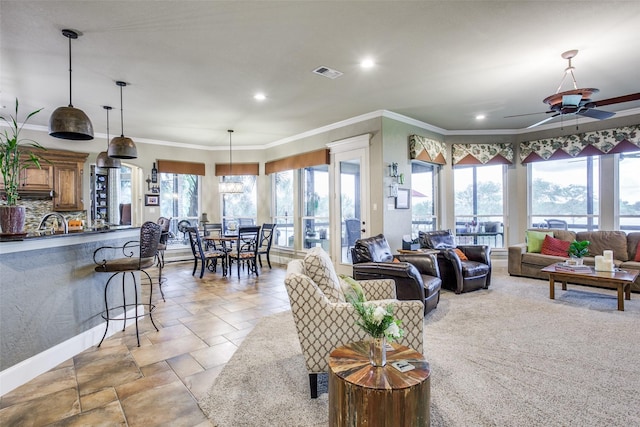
(37, 212), (69, 234)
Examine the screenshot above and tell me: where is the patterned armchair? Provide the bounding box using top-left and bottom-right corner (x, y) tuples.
(284, 247), (424, 398)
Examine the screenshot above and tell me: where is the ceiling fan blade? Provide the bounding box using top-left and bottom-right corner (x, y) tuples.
(593, 92), (640, 107)
(577, 109), (616, 120)
(562, 94), (582, 107)
(527, 114), (560, 129)
(504, 111), (549, 118)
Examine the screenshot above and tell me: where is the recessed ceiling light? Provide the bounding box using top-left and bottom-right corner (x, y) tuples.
(254, 93), (266, 101)
(360, 58), (375, 69)
(475, 114), (486, 120)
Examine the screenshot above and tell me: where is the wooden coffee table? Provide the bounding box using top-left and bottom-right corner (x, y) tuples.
(542, 264), (639, 311)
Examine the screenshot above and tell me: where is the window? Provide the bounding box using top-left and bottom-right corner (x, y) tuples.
(273, 170), (294, 248)
(619, 152), (640, 232)
(302, 165), (330, 251)
(221, 175), (257, 233)
(530, 157), (600, 231)
(454, 164), (505, 248)
(411, 161), (438, 234)
(159, 172), (200, 247)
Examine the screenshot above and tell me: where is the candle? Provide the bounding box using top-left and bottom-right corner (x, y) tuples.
(595, 255), (605, 271)
(603, 250), (613, 261)
(607, 260), (614, 271)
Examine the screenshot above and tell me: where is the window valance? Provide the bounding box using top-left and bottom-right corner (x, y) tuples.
(157, 160), (205, 176)
(215, 163), (259, 176)
(452, 143), (514, 166)
(519, 124), (640, 163)
(409, 135), (447, 165)
(265, 148), (330, 174)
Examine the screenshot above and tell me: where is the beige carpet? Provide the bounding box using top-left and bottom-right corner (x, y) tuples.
(199, 269), (640, 426)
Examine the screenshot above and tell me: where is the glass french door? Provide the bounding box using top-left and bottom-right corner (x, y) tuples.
(331, 136), (370, 276)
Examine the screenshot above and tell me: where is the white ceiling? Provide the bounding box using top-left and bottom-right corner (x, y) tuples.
(2, 1), (640, 149)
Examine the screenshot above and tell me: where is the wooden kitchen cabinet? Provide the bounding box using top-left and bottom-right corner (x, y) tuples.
(1, 149), (88, 210)
(52, 159), (85, 211)
(20, 164), (54, 191)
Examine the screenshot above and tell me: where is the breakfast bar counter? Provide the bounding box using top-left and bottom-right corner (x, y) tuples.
(0, 227), (140, 395)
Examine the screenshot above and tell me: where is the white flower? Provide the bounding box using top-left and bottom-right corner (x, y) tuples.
(385, 322), (401, 339)
(372, 306), (387, 324)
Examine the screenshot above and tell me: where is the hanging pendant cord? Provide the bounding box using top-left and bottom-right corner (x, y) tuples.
(119, 84), (125, 137)
(68, 35), (73, 107)
(228, 129), (234, 175)
(105, 107), (111, 146)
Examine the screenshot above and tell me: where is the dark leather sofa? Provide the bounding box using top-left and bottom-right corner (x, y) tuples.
(351, 234), (442, 315)
(419, 230), (491, 294)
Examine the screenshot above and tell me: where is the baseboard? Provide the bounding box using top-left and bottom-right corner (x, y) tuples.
(0, 306), (144, 397)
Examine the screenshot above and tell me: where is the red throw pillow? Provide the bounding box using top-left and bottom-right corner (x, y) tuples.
(635, 241), (640, 262)
(453, 248), (468, 260)
(541, 235), (570, 257)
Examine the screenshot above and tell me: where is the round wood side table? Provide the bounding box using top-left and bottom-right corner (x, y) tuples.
(328, 341), (431, 426)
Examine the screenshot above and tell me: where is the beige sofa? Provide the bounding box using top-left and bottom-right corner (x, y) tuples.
(508, 229), (640, 292)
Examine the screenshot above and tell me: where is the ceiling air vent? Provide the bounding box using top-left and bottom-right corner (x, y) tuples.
(313, 66), (343, 79)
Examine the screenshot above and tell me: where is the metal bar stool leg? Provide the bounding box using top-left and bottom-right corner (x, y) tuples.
(131, 272), (140, 347)
(98, 272), (118, 348)
(121, 273), (128, 332)
(141, 269), (159, 333)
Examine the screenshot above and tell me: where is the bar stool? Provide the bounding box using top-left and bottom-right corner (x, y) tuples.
(155, 216), (171, 301)
(93, 221), (162, 347)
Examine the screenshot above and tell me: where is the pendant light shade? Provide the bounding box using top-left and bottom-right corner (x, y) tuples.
(96, 106), (121, 169)
(219, 129), (244, 194)
(49, 29), (94, 140)
(219, 181), (244, 193)
(107, 81), (137, 159)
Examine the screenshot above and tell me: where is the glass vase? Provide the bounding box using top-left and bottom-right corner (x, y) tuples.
(369, 336), (387, 367)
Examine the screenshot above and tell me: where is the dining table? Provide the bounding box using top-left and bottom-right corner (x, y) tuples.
(203, 234), (238, 275)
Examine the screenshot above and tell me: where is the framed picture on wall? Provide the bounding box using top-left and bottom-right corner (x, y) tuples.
(395, 188), (410, 209)
(145, 194), (159, 206)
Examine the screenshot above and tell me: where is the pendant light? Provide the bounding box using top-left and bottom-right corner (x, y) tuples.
(107, 81), (137, 159)
(96, 106), (121, 169)
(219, 130), (244, 194)
(49, 29), (94, 140)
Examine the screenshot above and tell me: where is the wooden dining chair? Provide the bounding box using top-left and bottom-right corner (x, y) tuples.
(186, 226), (227, 278)
(228, 225), (261, 277)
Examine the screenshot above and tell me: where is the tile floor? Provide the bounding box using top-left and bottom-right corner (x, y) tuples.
(0, 260), (290, 426)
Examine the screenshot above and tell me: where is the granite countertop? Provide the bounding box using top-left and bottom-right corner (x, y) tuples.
(0, 226), (140, 254)
(0, 226), (137, 242)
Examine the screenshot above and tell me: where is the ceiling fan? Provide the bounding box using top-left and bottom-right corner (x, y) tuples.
(507, 50), (640, 129)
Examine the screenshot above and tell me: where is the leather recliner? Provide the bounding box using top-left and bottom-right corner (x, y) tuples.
(419, 230), (491, 294)
(351, 234), (442, 315)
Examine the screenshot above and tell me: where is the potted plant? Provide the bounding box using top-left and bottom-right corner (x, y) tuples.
(567, 240), (590, 265)
(0, 99), (46, 235)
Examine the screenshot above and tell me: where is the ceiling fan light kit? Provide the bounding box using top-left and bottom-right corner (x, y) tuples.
(107, 81), (138, 159)
(516, 49), (640, 128)
(49, 29), (94, 140)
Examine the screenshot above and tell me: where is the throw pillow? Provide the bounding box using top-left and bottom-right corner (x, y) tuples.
(541, 235), (571, 257)
(304, 247), (345, 303)
(339, 274), (366, 303)
(526, 230), (554, 253)
(453, 248), (468, 260)
(635, 241), (640, 262)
